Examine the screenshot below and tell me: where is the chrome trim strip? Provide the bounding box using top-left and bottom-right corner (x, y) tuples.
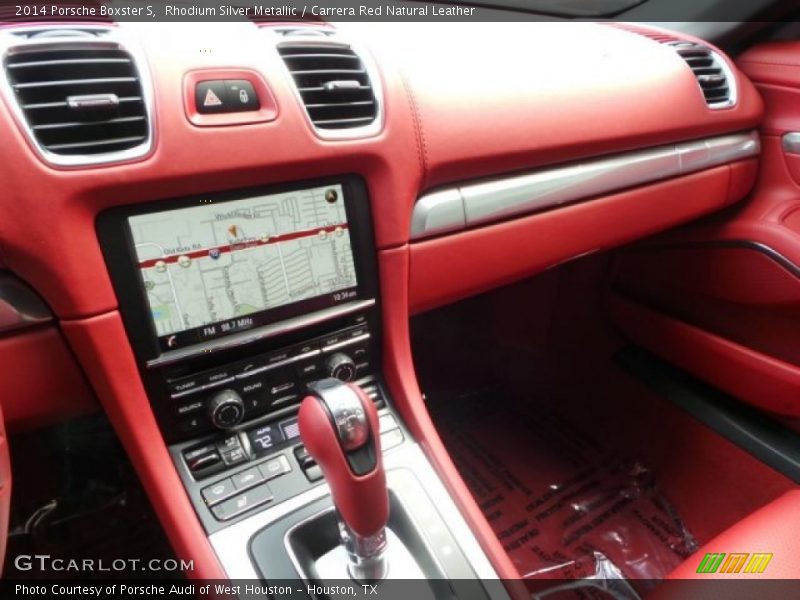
(0, 273), (52, 333)
(783, 132), (800, 155)
(0, 25), (155, 168)
(410, 131), (760, 240)
(209, 443), (503, 584)
(463, 145), (679, 227)
(147, 299), (376, 369)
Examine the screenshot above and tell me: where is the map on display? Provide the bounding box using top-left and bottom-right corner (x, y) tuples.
(128, 184), (357, 344)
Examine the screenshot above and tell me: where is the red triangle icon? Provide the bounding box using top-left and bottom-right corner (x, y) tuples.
(203, 88), (223, 107)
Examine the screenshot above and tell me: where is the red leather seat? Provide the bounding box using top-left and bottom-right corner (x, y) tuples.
(651, 491), (800, 599)
(665, 490), (800, 580)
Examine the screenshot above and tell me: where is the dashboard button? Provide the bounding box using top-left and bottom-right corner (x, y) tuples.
(355, 359), (371, 376)
(268, 372), (297, 398)
(351, 343), (369, 360)
(266, 350), (291, 366)
(239, 378), (266, 396)
(184, 443), (223, 477)
(243, 394), (270, 417)
(259, 455), (291, 480)
(220, 446), (246, 466)
(232, 467), (263, 490)
(201, 478), (235, 505)
(271, 394), (300, 409)
(168, 376), (202, 397)
(177, 416), (207, 436)
(175, 400), (205, 416)
(304, 465), (324, 482)
(381, 428), (404, 451)
(292, 341), (319, 356)
(321, 332), (346, 349)
(293, 445), (314, 469)
(201, 368), (233, 386)
(196, 80), (229, 114)
(211, 482), (273, 521)
(296, 360), (321, 379)
(378, 414), (397, 433)
(217, 435), (247, 466)
(235, 355), (269, 378)
(224, 80), (260, 112)
(348, 326), (369, 339)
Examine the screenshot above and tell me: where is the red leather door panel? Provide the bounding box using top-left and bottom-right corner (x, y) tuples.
(610, 41), (800, 417)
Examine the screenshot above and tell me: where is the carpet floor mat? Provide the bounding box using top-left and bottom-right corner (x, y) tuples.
(430, 388), (699, 597)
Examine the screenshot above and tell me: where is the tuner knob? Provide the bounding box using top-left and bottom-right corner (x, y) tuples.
(208, 389), (245, 429)
(327, 352), (357, 382)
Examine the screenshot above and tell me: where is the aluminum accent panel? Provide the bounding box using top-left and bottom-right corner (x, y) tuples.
(409, 130), (760, 240)
(409, 188), (466, 239)
(462, 145), (679, 227)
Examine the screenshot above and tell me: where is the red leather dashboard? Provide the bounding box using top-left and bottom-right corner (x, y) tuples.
(0, 21), (766, 582)
(0, 22), (763, 319)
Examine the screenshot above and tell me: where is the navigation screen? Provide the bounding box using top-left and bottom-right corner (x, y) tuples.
(127, 184), (358, 351)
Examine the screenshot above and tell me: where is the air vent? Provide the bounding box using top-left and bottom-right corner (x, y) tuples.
(2, 36), (152, 165)
(671, 42), (733, 108)
(611, 24), (736, 109)
(277, 42), (380, 136)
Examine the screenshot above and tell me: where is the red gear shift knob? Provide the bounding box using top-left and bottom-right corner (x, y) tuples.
(298, 379), (389, 539)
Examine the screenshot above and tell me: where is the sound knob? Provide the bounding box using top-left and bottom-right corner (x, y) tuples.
(208, 389), (245, 429)
(326, 352), (357, 382)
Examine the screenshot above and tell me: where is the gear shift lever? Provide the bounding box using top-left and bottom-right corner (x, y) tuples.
(298, 378), (390, 582)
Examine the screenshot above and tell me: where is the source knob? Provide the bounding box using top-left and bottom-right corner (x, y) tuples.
(208, 389), (245, 429)
(327, 352), (357, 382)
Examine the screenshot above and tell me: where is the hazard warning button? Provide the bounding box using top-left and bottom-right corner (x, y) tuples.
(195, 80), (231, 114)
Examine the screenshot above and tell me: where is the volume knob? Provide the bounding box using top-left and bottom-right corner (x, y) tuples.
(326, 352), (357, 382)
(208, 389), (245, 429)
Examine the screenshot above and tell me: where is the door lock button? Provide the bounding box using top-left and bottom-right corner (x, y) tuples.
(225, 80), (260, 111)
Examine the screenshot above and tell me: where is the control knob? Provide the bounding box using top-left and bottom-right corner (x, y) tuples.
(208, 389), (245, 429)
(326, 352), (357, 382)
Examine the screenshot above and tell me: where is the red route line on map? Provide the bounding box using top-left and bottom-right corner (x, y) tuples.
(137, 223), (349, 269)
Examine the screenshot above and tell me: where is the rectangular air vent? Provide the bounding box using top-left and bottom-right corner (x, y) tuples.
(277, 42), (380, 136)
(671, 42), (734, 108)
(1, 35), (152, 166)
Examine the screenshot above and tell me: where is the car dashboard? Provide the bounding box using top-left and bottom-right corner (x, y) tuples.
(0, 19), (764, 588)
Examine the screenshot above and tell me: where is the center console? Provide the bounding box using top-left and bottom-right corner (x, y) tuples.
(98, 175), (507, 596)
